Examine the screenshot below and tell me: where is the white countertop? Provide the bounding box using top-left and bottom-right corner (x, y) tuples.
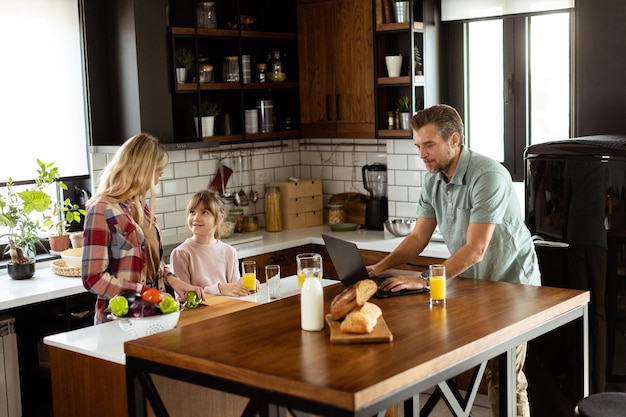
(2, 225), (450, 311)
(43, 276), (338, 365)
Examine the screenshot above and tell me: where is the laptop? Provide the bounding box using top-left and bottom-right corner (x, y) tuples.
(321, 234), (429, 298)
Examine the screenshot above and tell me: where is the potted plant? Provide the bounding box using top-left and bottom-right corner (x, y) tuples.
(0, 160), (63, 279)
(192, 101), (221, 137)
(175, 47), (194, 83)
(45, 193), (86, 252)
(397, 95), (412, 130)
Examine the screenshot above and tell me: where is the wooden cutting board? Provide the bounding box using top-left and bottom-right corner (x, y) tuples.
(325, 314), (393, 344)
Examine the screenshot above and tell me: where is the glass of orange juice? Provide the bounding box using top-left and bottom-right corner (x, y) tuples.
(429, 264), (446, 306)
(242, 260), (257, 293)
(296, 253), (323, 288)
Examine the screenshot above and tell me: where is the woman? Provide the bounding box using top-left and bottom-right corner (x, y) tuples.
(81, 133), (204, 323)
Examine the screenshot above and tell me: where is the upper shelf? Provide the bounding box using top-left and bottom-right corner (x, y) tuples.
(375, 21), (424, 33)
(169, 27), (297, 40)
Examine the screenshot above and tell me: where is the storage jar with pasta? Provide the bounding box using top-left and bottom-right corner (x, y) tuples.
(265, 186), (282, 232)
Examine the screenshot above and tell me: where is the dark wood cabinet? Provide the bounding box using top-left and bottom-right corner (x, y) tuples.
(297, 0), (375, 139)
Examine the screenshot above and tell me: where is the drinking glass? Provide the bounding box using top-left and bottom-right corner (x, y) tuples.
(265, 265), (281, 299)
(242, 260), (257, 293)
(429, 264), (446, 306)
(296, 253), (323, 288)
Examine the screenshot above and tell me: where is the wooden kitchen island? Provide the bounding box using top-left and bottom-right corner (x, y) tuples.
(124, 279), (590, 417)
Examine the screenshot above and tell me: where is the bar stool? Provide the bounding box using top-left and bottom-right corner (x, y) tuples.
(575, 392), (626, 417)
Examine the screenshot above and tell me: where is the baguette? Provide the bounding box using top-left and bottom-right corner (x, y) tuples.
(340, 302), (382, 334)
(330, 279), (378, 320)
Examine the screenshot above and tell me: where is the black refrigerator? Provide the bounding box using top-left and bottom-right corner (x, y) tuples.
(524, 135), (626, 408)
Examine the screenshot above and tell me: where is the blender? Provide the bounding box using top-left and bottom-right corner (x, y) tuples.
(362, 163), (388, 230)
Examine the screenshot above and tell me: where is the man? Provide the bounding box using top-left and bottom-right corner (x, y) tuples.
(367, 104), (540, 417)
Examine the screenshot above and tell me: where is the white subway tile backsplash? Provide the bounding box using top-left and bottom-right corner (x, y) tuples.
(187, 175), (212, 193)
(395, 170), (422, 187)
(174, 161), (198, 178)
(388, 185), (408, 202)
(93, 137), (427, 239)
(393, 138), (417, 154)
(161, 178), (187, 196)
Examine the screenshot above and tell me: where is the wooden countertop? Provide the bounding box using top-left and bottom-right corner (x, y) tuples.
(125, 279), (589, 413)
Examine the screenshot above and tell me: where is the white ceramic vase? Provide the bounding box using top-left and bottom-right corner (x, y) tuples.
(385, 55), (403, 78)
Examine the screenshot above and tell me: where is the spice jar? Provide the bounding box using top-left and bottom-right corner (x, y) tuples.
(244, 215), (259, 232)
(229, 209), (244, 233)
(256, 63), (267, 83)
(328, 202), (345, 225)
(265, 186), (282, 232)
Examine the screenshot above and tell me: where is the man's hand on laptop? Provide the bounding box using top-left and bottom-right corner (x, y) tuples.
(377, 275), (426, 293)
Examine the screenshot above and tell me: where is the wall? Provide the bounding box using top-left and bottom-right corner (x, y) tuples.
(90, 138), (425, 244)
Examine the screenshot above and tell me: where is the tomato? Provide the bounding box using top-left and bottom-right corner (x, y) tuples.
(141, 288), (164, 304)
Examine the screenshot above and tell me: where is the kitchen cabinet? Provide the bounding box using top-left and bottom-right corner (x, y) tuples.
(168, 0), (301, 144)
(373, 0), (440, 139)
(297, 0), (375, 139)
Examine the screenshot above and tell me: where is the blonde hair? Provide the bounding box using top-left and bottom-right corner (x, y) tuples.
(186, 190), (225, 238)
(95, 133), (169, 224)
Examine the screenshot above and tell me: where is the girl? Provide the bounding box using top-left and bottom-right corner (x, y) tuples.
(171, 190), (251, 296)
(82, 133), (204, 324)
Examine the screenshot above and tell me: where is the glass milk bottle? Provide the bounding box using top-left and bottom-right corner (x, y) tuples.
(301, 276), (324, 331)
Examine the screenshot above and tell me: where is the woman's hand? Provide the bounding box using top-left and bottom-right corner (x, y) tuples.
(218, 283), (253, 297)
(168, 274), (205, 302)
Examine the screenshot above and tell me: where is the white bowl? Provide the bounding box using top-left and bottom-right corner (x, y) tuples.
(60, 248), (83, 266)
(114, 310), (180, 339)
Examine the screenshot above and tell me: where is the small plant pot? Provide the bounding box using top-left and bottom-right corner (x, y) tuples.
(70, 231), (84, 249)
(49, 234), (71, 252)
(399, 112), (411, 130)
(8, 260), (35, 280)
(176, 67), (187, 83)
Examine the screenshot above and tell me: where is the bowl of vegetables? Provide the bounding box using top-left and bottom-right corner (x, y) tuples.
(108, 288), (182, 339)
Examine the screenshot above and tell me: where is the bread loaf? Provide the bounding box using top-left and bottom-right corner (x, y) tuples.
(330, 279), (378, 320)
(340, 302), (382, 334)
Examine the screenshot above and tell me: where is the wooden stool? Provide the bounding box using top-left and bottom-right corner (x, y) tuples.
(575, 392), (626, 417)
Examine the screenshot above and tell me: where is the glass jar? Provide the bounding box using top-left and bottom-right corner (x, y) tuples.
(328, 202), (345, 225)
(265, 186), (282, 232)
(229, 209), (244, 233)
(223, 56), (239, 83)
(267, 51), (286, 82)
(244, 215), (259, 232)
(256, 63), (267, 83)
(199, 64), (214, 83)
(196, 2), (217, 29)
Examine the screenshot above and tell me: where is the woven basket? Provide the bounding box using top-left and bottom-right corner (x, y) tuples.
(51, 259), (81, 277)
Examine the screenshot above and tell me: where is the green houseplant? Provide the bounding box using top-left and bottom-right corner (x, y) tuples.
(397, 95), (412, 130)
(191, 101), (222, 137)
(0, 160), (67, 278)
(44, 192), (86, 252)
(175, 47), (194, 83)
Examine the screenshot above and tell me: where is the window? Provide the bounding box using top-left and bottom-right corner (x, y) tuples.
(0, 0), (89, 182)
(461, 11), (571, 181)
(0, 0), (90, 254)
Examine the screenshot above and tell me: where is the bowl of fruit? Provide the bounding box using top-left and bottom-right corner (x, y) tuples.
(108, 288), (182, 339)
